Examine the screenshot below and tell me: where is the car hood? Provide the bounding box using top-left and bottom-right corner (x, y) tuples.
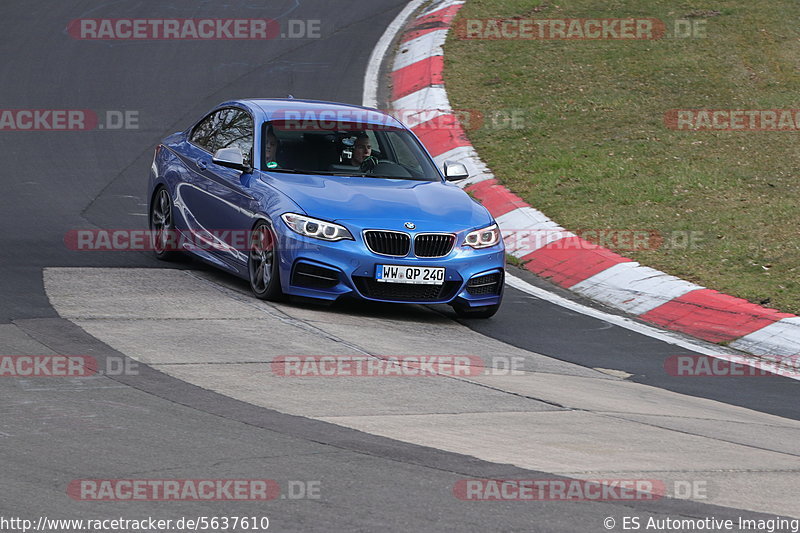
(260, 173), (493, 229)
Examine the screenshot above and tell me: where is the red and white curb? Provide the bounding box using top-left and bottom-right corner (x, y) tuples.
(379, 0), (799, 358)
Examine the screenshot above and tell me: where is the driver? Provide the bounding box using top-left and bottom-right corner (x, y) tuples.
(351, 133), (372, 165)
(350, 132), (378, 171)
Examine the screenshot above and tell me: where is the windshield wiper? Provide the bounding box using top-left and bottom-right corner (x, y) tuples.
(265, 168), (432, 181)
(290, 169), (371, 177)
(263, 168), (362, 176)
(262, 168), (304, 174)
(369, 176), (434, 181)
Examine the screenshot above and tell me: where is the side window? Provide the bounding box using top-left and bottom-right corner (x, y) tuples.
(387, 131), (423, 174)
(189, 111), (221, 152)
(215, 109), (254, 165)
(190, 108), (254, 165)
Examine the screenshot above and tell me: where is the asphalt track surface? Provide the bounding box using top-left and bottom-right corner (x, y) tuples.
(1, 1), (798, 532)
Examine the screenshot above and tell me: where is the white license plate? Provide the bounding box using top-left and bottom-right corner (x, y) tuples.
(376, 265), (445, 285)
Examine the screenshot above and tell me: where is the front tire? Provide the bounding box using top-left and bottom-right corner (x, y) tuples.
(248, 221), (284, 301)
(150, 187), (180, 261)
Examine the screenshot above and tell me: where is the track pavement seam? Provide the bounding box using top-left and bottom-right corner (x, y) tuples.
(590, 412), (800, 459)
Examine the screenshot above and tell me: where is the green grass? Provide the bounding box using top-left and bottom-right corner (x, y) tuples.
(445, 0), (800, 313)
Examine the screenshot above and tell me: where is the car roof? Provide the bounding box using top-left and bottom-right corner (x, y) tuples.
(218, 98), (406, 129)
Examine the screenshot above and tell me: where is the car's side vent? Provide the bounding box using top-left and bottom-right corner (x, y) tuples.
(466, 272), (503, 296)
(291, 262), (340, 290)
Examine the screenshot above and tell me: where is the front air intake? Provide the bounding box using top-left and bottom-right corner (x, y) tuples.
(364, 230), (411, 257)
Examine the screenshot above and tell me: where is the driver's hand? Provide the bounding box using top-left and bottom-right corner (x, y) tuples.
(359, 156), (378, 172)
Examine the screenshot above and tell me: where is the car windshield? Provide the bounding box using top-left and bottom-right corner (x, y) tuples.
(260, 118), (441, 181)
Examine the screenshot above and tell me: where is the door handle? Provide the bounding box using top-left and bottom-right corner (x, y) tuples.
(197, 159), (208, 170)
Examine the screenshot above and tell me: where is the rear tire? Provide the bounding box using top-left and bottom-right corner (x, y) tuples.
(150, 187), (180, 261)
(248, 221), (284, 301)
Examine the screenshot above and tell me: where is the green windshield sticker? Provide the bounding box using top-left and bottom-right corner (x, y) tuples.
(267, 161), (278, 169)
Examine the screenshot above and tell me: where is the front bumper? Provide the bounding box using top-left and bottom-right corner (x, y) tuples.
(275, 226), (505, 307)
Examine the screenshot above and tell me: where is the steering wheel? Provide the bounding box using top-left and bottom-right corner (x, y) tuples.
(359, 155), (379, 173)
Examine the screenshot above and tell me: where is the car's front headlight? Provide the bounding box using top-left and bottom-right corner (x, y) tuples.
(281, 213), (353, 242)
(463, 223), (501, 249)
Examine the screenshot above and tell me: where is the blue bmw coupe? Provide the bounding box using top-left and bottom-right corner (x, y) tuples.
(147, 99), (504, 317)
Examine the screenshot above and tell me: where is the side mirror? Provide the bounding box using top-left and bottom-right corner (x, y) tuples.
(213, 147), (252, 173)
(443, 160), (469, 181)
